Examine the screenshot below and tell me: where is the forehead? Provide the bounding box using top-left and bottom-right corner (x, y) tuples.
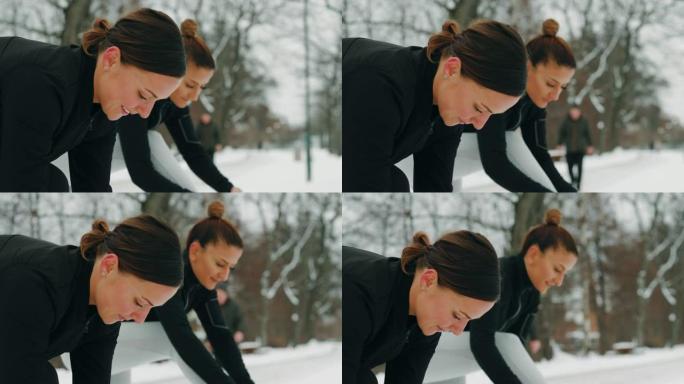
(123, 63), (181, 98)
(117, 272), (177, 305)
(547, 246), (578, 269)
(185, 63), (214, 85)
(461, 77), (520, 114)
(535, 61), (575, 83)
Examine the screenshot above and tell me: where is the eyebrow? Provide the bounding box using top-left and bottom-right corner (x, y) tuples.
(143, 88), (158, 100)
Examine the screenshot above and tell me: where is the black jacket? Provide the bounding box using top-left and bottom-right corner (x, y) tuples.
(146, 251), (252, 384)
(342, 38), (463, 192)
(466, 255), (541, 384)
(0, 235), (120, 384)
(342, 246), (440, 384)
(0, 37), (116, 192)
(558, 115), (592, 153)
(114, 99), (234, 192)
(466, 94), (576, 192)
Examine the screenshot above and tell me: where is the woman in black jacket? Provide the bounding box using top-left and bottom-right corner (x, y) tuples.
(343, 19), (528, 192)
(425, 209), (578, 384)
(343, 230), (501, 384)
(111, 201), (253, 384)
(454, 19), (578, 192)
(0, 8), (186, 192)
(0, 215), (184, 384)
(113, 19), (239, 192)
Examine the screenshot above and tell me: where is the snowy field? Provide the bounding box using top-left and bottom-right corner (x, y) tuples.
(109, 147), (341, 193)
(56, 341), (341, 384)
(461, 149), (684, 192)
(466, 344), (684, 384)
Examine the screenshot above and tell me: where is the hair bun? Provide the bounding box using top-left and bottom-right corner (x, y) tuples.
(91, 219), (110, 234)
(207, 200), (225, 219)
(93, 18), (111, 33)
(544, 209), (562, 226)
(180, 19), (199, 38)
(412, 231), (431, 247)
(542, 19), (559, 37)
(441, 20), (462, 39)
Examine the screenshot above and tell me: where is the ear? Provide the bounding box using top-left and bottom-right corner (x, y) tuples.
(100, 253), (119, 276)
(443, 56), (462, 78)
(526, 60), (534, 74)
(526, 244), (542, 262)
(419, 268), (438, 289)
(101, 46), (121, 71)
(188, 240), (202, 261)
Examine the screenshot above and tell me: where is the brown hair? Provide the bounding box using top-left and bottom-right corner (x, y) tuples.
(180, 19), (216, 70)
(186, 200), (243, 251)
(426, 19), (527, 97)
(520, 209), (578, 256)
(526, 19), (576, 68)
(401, 230), (500, 301)
(81, 8), (186, 77)
(80, 215), (183, 287)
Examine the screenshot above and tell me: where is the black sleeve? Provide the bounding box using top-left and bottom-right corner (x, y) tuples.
(477, 114), (553, 192)
(342, 278), (376, 384)
(412, 122), (462, 192)
(194, 290), (253, 384)
(468, 303), (523, 384)
(117, 114), (191, 192)
(385, 326), (441, 384)
(0, 267), (58, 383)
(342, 67), (401, 192)
(0, 66), (62, 192)
(155, 292), (236, 384)
(164, 107), (234, 192)
(69, 317), (121, 384)
(68, 117), (116, 192)
(520, 110), (576, 192)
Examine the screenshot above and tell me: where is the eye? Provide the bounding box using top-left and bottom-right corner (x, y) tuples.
(453, 312), (461, 320)
(186, 83), (196, 89)
(474, 105), (482, 114)
(135, 299), (144, 308)
(138, 91), (148, 101)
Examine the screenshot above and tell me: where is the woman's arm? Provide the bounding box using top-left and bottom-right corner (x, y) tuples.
(164, 106), (235, 192)
(520, 110), (576, 192)
(412, 120), (464, 192)
(117, 114), (191, 192)
(477, 114), (553, 191)
(69, 316), (121, 384)
(194, 291), (253, 384)
(0, 267), (58, 383)
(0, 66), (62, 191)
(155, 292), (236, 383)
(385, 324), (441, 383)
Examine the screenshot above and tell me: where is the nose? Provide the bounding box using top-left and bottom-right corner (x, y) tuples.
(218, 267), (231, 282)
(191, 87), (202, 102)
(550, 87), (562, 102)
(136, 100), (155, 119)
(471, 113), (491, 130)
(448, 319), (468, 335)
(554, 272), (565, 287)
(131, 307), (151, 324)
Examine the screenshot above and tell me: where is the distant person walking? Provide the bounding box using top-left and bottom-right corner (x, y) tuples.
(197, 113), (222, 161)
(558, 105), (593, 190)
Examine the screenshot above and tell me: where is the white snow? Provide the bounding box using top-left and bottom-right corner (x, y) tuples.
(109, 147), (341, 192)
(460, 149), (684, 192)
(464, 344), (684, 384)
(56, 340), (341, 384)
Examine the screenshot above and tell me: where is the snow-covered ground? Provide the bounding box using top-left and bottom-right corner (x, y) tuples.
(466, 344), (684, 384)
(396, 148), (684, 193)
(56, 340), (341, 384)
(110, 147), (341, 193)
(461, 149), (684, 192)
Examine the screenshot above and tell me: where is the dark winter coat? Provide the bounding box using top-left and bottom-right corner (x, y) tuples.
(558, 115), (592, 154)
(146, 250), (252, 384)
(0, 37), (116, 192)
(465, 94), (576, 192)
(342, 38), (464, 192)
(343, 246), (440, 384)
(466, 255), (541, 384)
(0, 235), (120, 384)
(113, 99), (233, 192)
